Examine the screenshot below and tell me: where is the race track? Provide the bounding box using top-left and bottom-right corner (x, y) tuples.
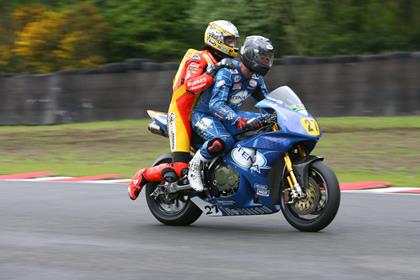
(1, 181), (420, 280)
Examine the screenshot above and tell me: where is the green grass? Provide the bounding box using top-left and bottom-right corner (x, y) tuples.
(317, 116), (420, 129)
(0, 117), (419, 187)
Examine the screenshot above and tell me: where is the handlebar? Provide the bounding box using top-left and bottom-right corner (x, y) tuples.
(259, 112), (277, 127)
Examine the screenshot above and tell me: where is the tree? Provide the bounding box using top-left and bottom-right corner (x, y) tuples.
(12, 3), (108, 73)
(93, 0), (194, 61)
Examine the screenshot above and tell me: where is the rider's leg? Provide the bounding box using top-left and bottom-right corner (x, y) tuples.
(129, 89), (196, 200)
(189, 112), (234, 192)
(128, 162), (189, 200)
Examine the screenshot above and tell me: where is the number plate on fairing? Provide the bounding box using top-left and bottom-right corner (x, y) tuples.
(190, 197), (222, 216)
(300, 118), (320, 136)
(190, 197), (275, 217)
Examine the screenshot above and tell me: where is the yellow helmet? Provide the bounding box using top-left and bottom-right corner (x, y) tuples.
(204, 20), (239, 58)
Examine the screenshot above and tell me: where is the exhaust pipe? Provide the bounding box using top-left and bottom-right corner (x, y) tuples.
(147, 121), (168, 137)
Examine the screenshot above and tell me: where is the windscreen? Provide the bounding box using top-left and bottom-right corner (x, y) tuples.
(268, 86), (307, 114)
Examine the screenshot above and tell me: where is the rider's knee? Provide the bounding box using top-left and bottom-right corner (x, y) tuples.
(222, 137), (235, 152)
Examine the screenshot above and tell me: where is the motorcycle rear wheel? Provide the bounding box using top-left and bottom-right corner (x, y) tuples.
(280, 160), (340, 232)
(145, 159), (202, 226)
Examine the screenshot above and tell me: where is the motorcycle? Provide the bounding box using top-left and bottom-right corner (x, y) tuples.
(145, 86), (340, 232)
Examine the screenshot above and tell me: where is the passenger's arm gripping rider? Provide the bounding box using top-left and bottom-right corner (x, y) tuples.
(205, 58), (235, 77)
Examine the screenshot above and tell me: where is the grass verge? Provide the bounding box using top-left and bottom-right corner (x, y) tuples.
(0, 117), (419, 187)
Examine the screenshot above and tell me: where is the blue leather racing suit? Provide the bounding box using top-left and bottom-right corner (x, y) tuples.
(192, 59), (270, 160)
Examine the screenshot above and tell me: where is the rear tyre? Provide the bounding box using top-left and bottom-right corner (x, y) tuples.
(145, 158), (202, 226)
(280, 160), (340, 232)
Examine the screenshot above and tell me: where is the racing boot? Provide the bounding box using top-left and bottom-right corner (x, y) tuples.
(188, 150), (209, 192)
(128, 162), (189, 200)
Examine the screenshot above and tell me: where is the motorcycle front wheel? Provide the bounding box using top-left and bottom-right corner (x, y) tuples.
(145, 158), (202, 226)
(280, 160), (340, 232)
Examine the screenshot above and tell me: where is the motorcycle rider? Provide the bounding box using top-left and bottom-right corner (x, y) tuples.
(189, 35), (275, 192)
(128, 20), (240, 200)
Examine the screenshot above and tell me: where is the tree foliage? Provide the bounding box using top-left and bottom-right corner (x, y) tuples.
(0, 0), (419, 73)
(1, 2), (107, 73)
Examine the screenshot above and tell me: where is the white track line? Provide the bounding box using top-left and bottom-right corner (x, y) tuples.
(4, 177), (73, 182)
(82, 179), (131, 184)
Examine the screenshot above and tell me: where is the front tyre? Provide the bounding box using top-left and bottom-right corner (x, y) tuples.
(280, 160), (340, 232)
(145, 158), (202, 226)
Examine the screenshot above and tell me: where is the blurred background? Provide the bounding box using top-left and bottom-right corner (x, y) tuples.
(1, 0), (420, 72)
(0, 0), (419, 186)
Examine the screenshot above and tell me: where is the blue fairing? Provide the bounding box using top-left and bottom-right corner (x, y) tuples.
(148, 87), (323, 216)
(201, 87), (323, 216)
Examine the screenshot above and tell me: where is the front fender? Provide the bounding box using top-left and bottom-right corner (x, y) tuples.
(293, 156), (324, 189)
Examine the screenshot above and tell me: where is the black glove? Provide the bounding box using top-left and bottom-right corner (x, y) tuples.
(206, 58), (235, 77)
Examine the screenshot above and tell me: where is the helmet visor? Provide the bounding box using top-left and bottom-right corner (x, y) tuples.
(224, 35), (238, 48)
(257, 52), (274, 67)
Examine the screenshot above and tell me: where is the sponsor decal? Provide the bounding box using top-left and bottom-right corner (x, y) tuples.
(216, 80), (226, 88)
(223, 206), (273, 216)
(225, 112), (235, 121)
(208, 29), (223, 42)
(217, 44), (229, 53)
(250, 152), (270, 174)
(168, 113), (176, 150)
(187, 62), (200, 75)
(249, 79), (257, 88)
(231, 145), (255, 168)
(195, 117), (213, 131)
(233, 75), (241, 83)
(266, 44), (274, 50)
(187, 77), (207, 87)
(232, 83), (241, 90)
(216, 200), (235, 206)
(229, 90), (248, 105)
(191, 52), (201, 60)
(255, 184), (270, 197)
(207, 37), (217, 47)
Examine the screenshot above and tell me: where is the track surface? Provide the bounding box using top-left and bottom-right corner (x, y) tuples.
(1, 181), (420, 280)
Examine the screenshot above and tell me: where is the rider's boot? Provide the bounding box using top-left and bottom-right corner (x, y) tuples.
(188, 150), (209, 192)
(128, 162), (189, 200)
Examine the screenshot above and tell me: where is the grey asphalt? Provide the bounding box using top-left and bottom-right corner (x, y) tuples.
(1, 181), (420, 280)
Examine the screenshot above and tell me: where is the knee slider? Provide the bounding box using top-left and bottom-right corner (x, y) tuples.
(207, 138), (225, 156)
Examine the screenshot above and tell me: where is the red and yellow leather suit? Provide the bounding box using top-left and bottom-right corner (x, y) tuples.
(168, 49), (218, 155)
(128, 49), (218, 200)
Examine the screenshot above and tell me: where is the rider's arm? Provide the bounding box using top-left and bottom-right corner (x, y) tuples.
(252, 76), (270, 101)
(183, 53), (214, 94)
(259, 77), (270, 97)
(208, 68), (238, 123)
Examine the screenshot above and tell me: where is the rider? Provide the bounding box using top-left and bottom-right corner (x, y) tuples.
(188, 35), (275, 192)
(128, 20), (240, 200)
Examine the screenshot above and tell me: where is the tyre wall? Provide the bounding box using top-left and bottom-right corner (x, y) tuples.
(1, 53), (419, 124)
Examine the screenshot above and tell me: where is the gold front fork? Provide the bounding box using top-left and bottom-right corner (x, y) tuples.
(284, 149), (306, 199)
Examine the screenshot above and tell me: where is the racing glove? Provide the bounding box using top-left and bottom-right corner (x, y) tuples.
(235, 117), (263, 131)
(245, 118), (263, 130)
(205, 58), (235, 77)
(235, 117), (248, 130)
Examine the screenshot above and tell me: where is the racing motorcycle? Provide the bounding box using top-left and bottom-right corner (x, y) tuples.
(145, 86), (340, 232)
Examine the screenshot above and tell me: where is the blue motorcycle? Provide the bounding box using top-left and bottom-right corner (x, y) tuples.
(145, 86), (340, 232)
